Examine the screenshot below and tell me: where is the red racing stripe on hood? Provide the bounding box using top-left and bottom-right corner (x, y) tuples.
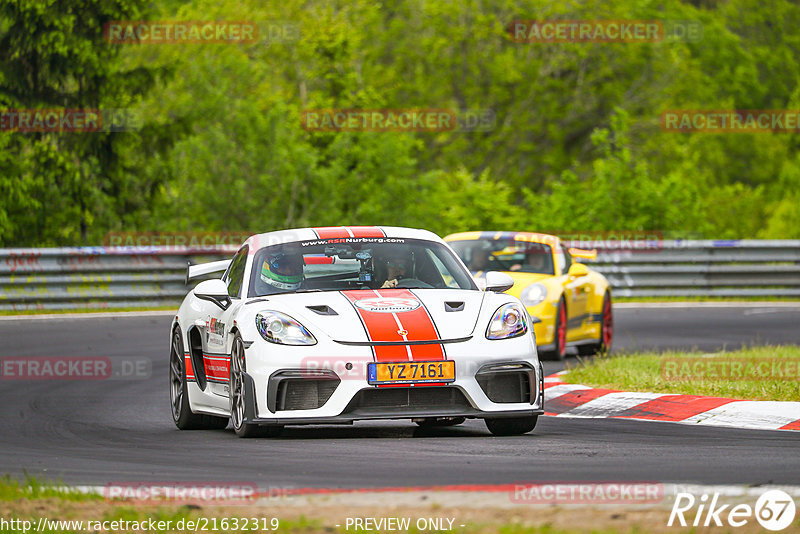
(312, 226), (385, 239)
(342, 289), (445, 362)
(348, 226), (385, 238)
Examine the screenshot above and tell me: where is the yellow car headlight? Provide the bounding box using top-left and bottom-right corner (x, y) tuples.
(520, 283), (547, 307)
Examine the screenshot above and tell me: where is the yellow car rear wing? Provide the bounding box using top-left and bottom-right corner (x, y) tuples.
(568, 248), (598, 261)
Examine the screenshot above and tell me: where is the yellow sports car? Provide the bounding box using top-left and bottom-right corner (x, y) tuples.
(444, 231), (613, 360)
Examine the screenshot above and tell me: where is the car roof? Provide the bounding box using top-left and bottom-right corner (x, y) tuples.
(243, 226), (446, 251)
(444, 231), (561, 247)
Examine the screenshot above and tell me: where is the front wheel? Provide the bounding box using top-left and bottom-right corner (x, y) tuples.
(485, 416), (538, 436)
(229, 334), (282, 438)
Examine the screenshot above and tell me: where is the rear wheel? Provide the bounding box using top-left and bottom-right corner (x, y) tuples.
(578, 293), (613, 356)
(170, 327), (228, 430)
(230, 334), (282, 438)
(485, 415), (538, 436)
(414, 417), (466, 428)
(540, 298), (567, 361)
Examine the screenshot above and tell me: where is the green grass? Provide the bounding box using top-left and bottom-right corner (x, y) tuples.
(614, 295), (800, 303)
(564, 345), (800, 401)
(0, 305), (177, 316)
(0, 475), (100, 502)
(2, 296), (799, 317)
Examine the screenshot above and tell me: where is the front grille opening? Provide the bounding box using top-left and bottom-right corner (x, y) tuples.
(477, 371), (531, 403)
(353, 387), (471, 410)
(276, 379), (338, 411)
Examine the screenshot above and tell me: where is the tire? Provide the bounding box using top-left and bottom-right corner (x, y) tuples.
(414, 417), (466, 428)
(540, 298), (567, 361)
(229, 334), (282, 438)
(485, 415), (538, 436)
(170, 327), (228, 430)
(577, 292), (613, 357)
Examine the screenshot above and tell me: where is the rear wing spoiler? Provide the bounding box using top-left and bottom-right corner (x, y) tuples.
(568, 248), (598, 261)
(185, 259), (232, 285)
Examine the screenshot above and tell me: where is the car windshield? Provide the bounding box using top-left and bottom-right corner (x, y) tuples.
(248, 237), (478, 297)
(448, 239), (556, 276)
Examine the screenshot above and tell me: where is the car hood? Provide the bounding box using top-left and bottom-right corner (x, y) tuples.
(471, 270), (552, 292)
(247, 288), (488, 343)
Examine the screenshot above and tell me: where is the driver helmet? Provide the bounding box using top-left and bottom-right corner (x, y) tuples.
(260, 252), (303, 290)
(381, 249), (411, 274)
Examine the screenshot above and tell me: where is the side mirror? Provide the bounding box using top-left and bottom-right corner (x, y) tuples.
(568, 262), (589, 278)
(484, 271), (514, 293)
(193, 279), (231, 310)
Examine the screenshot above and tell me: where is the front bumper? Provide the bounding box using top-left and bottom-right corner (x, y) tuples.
(240, 337), (544, 426)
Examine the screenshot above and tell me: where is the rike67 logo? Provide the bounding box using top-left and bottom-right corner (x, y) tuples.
(669, 490), (796, 531)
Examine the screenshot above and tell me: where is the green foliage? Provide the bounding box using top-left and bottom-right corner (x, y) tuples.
(565, 345), (800, 402)
(0, 475), (99, 502)
(2, 0), (800, 245)
(0, 0), (174, 246)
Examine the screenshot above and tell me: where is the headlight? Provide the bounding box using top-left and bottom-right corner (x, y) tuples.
(255, 311), (316, 345)
(486, 303), (529, 340)
(520, 283), (547, 307)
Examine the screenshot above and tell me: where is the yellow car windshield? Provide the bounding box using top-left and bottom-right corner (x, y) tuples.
(449, 239), (555, 275)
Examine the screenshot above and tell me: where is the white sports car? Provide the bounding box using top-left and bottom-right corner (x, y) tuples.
(169, 226), (544, 437)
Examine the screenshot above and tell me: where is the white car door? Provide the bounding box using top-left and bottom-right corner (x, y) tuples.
(203, 246), (248, 400)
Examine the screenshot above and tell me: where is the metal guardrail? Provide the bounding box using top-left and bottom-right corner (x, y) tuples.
(1, 240), (799, 310)
(0, 246), (235, 311)
(590, 239), (800, 297)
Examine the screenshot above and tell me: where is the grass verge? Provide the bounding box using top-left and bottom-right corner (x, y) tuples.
(614, 296), (800, 303)
(0, 306), (178, 316)
(0, 475), (100, 502)
(564, 345), (800, 401)
(2, 477), (797, 533)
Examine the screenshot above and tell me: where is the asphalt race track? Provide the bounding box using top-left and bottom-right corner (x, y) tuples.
(1, 305), (799, 488)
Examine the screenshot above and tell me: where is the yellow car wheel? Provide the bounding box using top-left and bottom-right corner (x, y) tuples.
(577, 292), (613, 356)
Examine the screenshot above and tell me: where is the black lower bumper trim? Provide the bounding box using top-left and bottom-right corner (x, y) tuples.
(245, 408), (543, 426)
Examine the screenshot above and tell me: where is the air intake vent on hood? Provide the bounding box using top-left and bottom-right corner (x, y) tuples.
(444, 301), (465, 312)
(307, 304), (338, 316)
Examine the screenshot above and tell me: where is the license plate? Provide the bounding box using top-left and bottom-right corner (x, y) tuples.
(367, 361), (455, 385)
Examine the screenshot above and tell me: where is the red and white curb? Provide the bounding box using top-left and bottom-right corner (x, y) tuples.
(544, 371), (800, 432)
